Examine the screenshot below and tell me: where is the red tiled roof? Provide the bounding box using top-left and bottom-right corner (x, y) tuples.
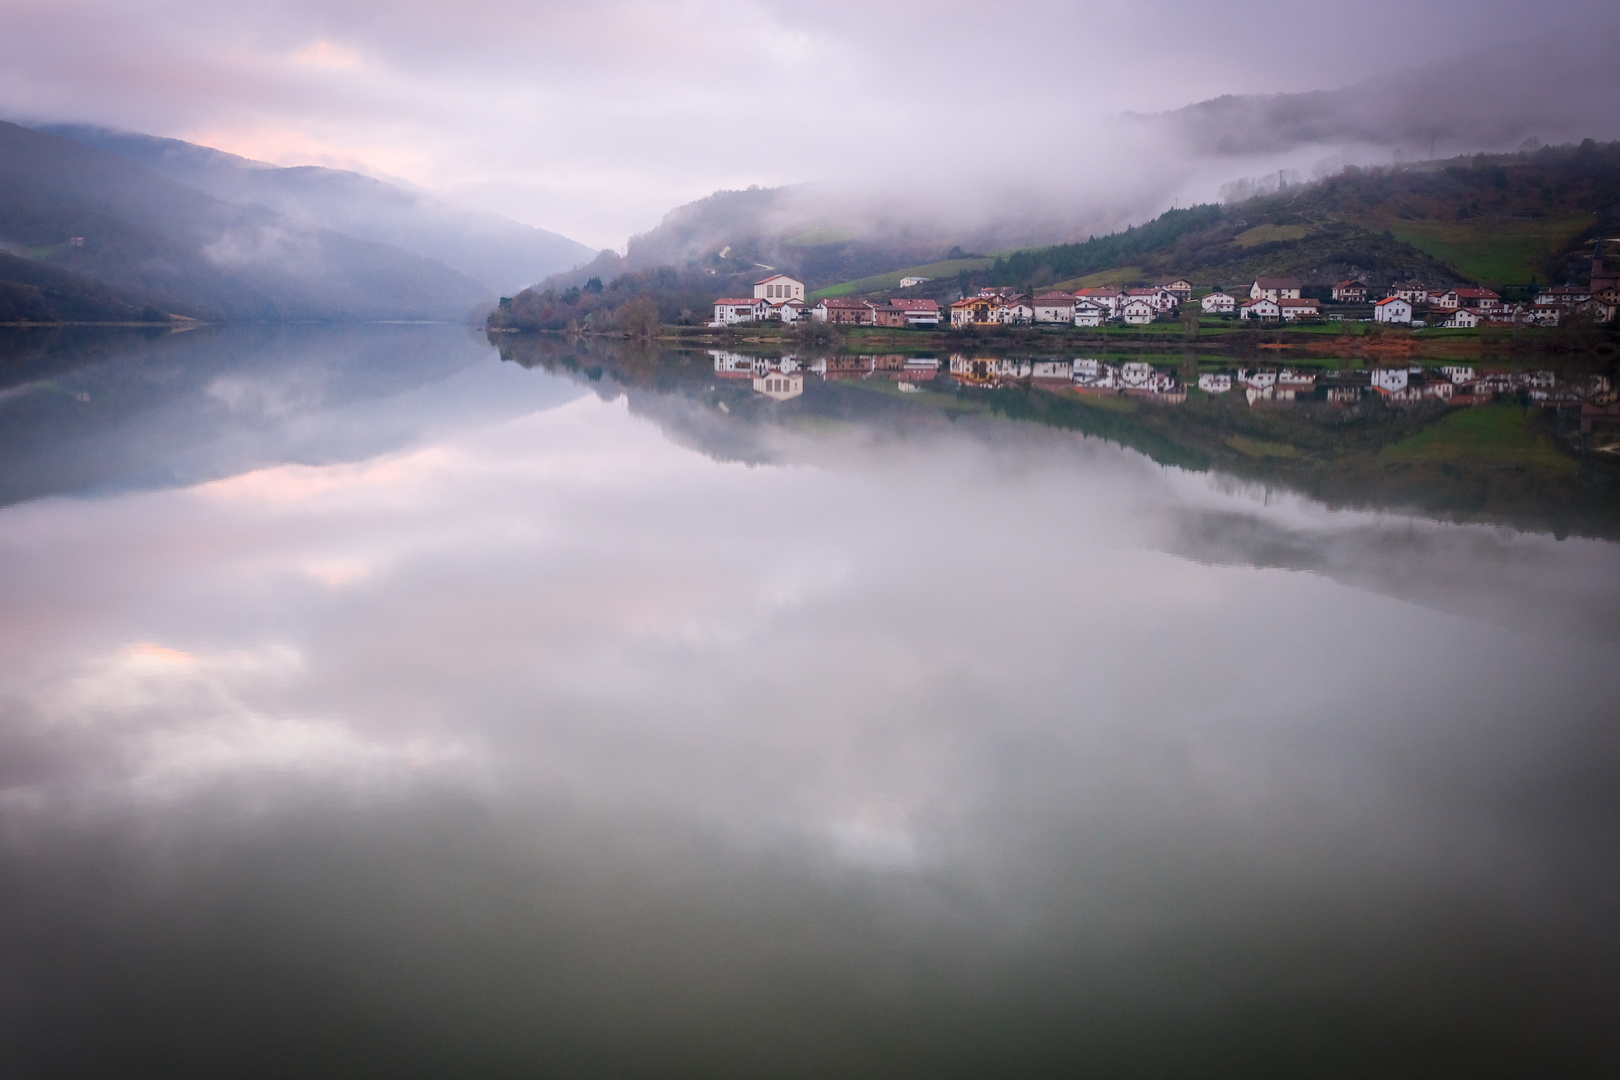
(1252, 277), (1302, 289)
(753, 274), (795, 285)
(1373, 296), (1406, 306)
(888, 298), (939, 311)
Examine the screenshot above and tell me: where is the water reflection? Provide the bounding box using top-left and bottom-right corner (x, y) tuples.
(1, 326), (1618, 1076)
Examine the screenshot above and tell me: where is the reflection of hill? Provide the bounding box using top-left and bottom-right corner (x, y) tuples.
(0, 325), (581, 507)
(493, 334), (1620, 541)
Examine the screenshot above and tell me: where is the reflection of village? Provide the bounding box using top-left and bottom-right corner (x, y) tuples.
(713, 349), (1617, 425)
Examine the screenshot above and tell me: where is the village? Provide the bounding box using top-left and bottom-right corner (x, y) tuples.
(710, 240), (1620, 331)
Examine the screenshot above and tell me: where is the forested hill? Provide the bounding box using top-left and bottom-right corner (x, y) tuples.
(984, 140), (1620, 293)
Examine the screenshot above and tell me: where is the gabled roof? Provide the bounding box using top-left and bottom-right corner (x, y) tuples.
(1373, 296), (1408, 306)
(715, 297), (763, 305)
(1252, 277), (1302, 289)
(1126, 287), (1164, 296)
(1450, 287), (1500, 299)
(1241, 296), (1278, 305)
(753, 273), (798, 286)
(888, 298), (939, 311)
(818, 297), (874, 309)
(1278, 297), (1319, 307)
(1075, 287), (1124, 297)
(1334, 279), (1366, 288)
(1034, 292), (1076, 302)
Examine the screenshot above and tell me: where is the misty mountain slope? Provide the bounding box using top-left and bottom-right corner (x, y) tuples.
(0, 122), (492, 321)
(1150, 30), (1620, 161)
(976, 142), (1620, 293)
(38, 124), (594, 295)
(0, 251), (177, 323)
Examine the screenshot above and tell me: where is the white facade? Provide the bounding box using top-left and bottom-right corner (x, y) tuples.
(1240, 298), (1280, 320)
(1119, 361), (1156, 388)
(713, 298), (766, 325)
(898, 276), (930, 288)
(1031, 359), (1073, 380)
(1073, 304), (1105, 327)
(1373, 297), (1413, 324)
(1445, 308), (1480, 328)
(1201, 291), (1236, 314)
(1198, 373), (1233, 393)
(1278, 299), (1320, 321)
(753, 275), (805, 302)
(1441, 365), (1476, 384)
(1033, 297), (1076, 324)
(1121, 299), (1157, 324)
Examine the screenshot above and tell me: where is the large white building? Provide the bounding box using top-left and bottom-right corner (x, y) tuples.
(753, 274), (804, 302)
(1201, 291), (1236, 314)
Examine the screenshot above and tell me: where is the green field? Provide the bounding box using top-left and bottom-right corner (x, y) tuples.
(1233, 224), (1310, 248)
(809, 257), (995, 300)
(1373, 213), (1593, 286)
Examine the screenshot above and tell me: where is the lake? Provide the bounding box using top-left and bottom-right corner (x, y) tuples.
(2, 324), (1618, 1077)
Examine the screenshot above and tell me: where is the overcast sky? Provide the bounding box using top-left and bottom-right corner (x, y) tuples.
(3, 0), (1618, 248)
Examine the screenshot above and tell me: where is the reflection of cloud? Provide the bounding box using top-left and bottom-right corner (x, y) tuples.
(9, 642), (476, 807)
(301, 559), (373, 587)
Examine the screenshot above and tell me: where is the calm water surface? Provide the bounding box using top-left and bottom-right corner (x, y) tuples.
(1, 325), (1618, 1077)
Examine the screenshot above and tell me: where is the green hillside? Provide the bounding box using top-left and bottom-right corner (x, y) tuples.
(827, 141), (1620, 300)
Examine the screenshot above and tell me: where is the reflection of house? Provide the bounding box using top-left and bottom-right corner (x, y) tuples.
(1250, 277), (1301, 301)
(1121, 298), (1157, 324)
(1198, 373), (1232, 393)
(1277, 298), (1320, 321)
(1369, 368), (1409, 393)
(753, 371), (804, 400)
(888, 298), (940, 326)
(896, 357), (940, 382)
(1441, 365), (1476, 384)
(1332, 279), (1368, 302)
(1373, 296), (1412, 323)
(1031, 359), (1073, 387)
(1200, 290), (1236, 314)
(1239, 298), (1280, 321)
(822, 355), (874, 379)
(753, 274), (805, 302)
(1274, 371), (1316, 399)
(713, 298), (767, 324)
(1237, 368), (1277, 389)
(711, 350), (757, 378)
(1033, 293), (1077, 323)
(1119, 361), (1156, 388)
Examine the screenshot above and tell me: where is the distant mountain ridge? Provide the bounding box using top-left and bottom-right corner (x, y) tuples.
(35, 124), (594, 296)
(0, 121), (497, 321)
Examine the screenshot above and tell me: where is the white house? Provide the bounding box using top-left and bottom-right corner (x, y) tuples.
(713, 298), (767, 325)
(1250, 277), (1302, 301)
(1200, 291), (1236, 314)
(1444, 308), (1481, 328)
(1075, 288), (1125, 316)
(1240, 298), (1281, 321)
(1073, 301), (1106, 327)
(1440, 365), (1476, 384)
(754, 371), (804, 400)
(1198, 373), (1233, 393)
(1033, 293), (1077, 324)
(898, 276), (930, 288)
(1237, 369), (1277, 390)
(1373, 296), (1413, 324)
(1121, 298), (1157, 324)
(1127, 287), (1177, 313)
(1031, 359), (1073, 381)
(753, 274), (805, 302)
(1277, 298), (1320, 321)
(996, 298), (1036, 324)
